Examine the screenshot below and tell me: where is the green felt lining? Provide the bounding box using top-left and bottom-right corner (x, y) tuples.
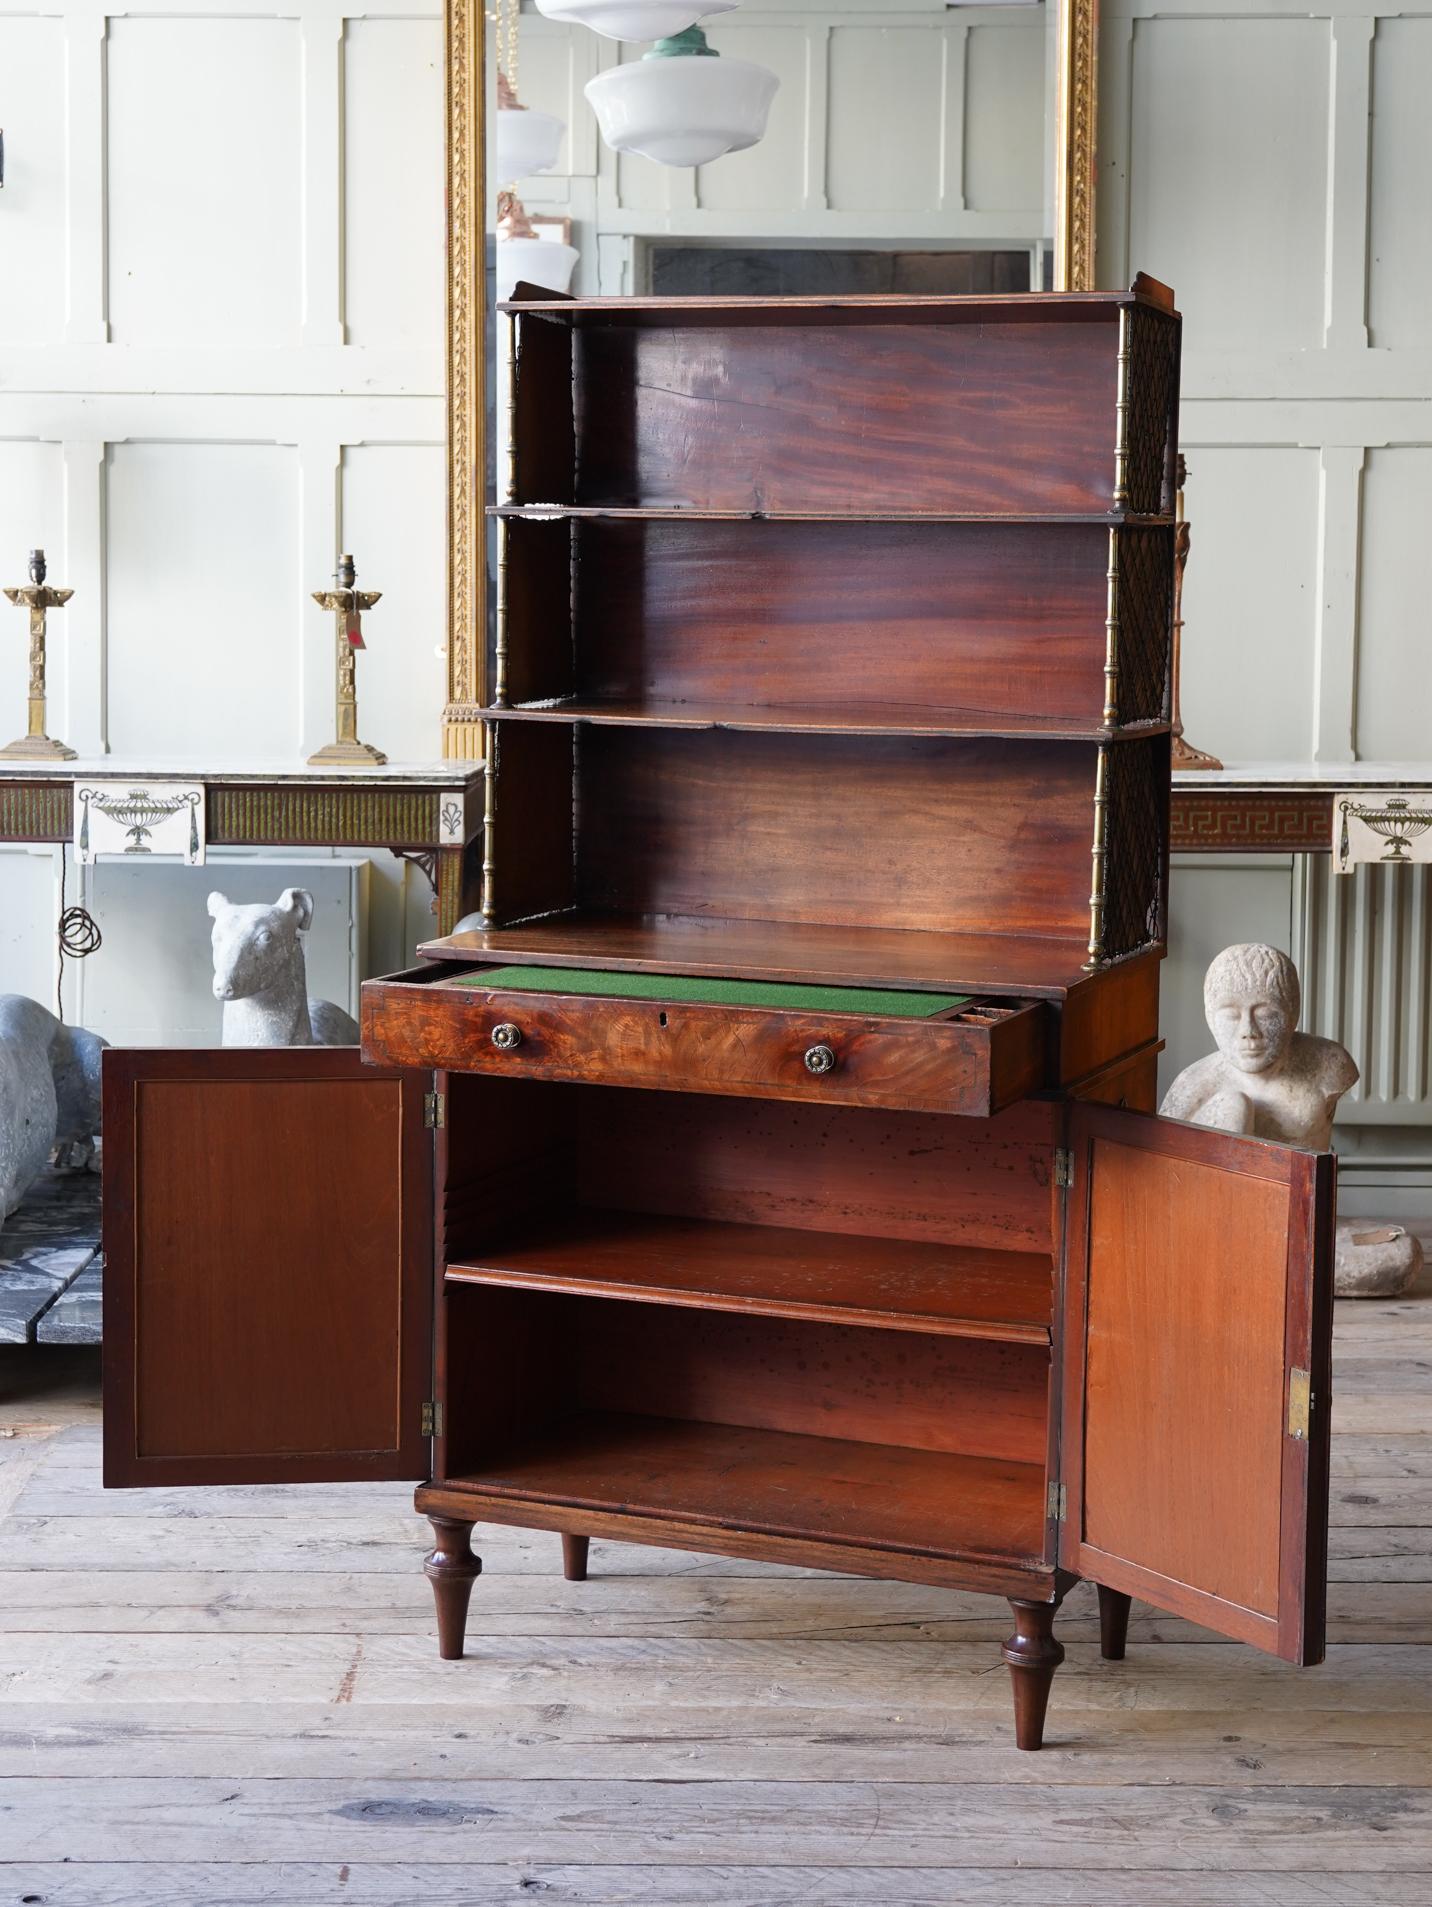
(451, 965), (969, 1019)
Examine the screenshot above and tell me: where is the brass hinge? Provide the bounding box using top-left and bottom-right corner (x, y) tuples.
(424, 1091), (445, 1129)
(1054, 1149), (1073, 1191)
(421, 1400), (443, 1437)
(1287, 1368), (1312, 1441)
(1047, 1481), (1067, 1521)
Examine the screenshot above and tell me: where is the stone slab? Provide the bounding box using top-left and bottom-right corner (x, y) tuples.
(36, 1258), (103, 1344)
(0, 1166), (102, 1343)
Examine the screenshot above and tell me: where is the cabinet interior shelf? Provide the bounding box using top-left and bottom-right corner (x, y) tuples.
(423, 909), (1097, 998)
(447, 1208), (1053, 1345)
(449, 1409), (1049, 1567)
(480, 698), (1170, 744)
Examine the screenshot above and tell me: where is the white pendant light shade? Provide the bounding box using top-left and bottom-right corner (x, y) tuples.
(585, 30), (779, 168)
(495, 103), (566, 184)
(495, 195), (579, 303)
(534, 0), (737, 43)
(495, 235), (580, 302)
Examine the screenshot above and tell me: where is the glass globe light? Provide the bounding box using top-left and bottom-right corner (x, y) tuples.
(494, 70), (565, 185)
(585, 27), (779, 169)
(494, 193), (580, 303)
(534, 0), (737, 43)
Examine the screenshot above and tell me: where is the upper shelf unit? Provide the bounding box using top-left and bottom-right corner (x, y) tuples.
(475, 280), (1181, 986)
(502, 276), (1181, 521)
(486, 514), (1174, 738)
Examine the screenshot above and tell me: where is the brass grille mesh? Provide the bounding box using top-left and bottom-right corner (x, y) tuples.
(1114, 526), (1174, 725)
(1123, 305), (1180, 516)
(1101, 739), (1167, 962)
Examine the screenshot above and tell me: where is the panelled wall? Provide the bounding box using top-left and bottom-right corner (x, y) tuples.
(1099, 0), (1432, 1213)
(0, 0), (448, 1032)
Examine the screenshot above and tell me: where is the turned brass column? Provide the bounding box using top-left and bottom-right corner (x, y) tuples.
(308, 554), (387, 768)
(2, 549), (75, 762)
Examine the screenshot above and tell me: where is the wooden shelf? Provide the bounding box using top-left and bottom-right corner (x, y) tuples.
(447, 1209), (1052, 1344)
(503, 285), (1168, 326)
(452, 1409), (1048, 1566)
(481, 698), (1169, 745)
(491, 503), (1173, 527)
(421, 910), (1102, 999)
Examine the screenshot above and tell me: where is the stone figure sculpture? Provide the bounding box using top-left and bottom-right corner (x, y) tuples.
(209, 888), (359, 1047)
(0, 996), (105, 1231)
(1161, 943), (1357, 1147)
(1161, 943), (1422, 1297)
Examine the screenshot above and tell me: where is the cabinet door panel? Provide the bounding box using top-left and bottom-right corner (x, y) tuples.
(1059, 1104), (1333, 1662)
(103, 1047), (432, 1487)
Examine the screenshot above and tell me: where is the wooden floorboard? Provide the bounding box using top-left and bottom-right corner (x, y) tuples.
(0, 1256), (1429, 1905)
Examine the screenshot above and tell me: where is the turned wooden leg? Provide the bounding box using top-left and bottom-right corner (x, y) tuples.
(1097, 1584), (1132, 1661)
(562, 1533), (590, 1582)
(424, 1516), (481, 1660)
(1002, 1598), (1065, 1751)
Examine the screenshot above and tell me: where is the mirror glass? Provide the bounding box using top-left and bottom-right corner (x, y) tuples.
(482, 0), (1060, 614)
(487, 0), (1056, 308)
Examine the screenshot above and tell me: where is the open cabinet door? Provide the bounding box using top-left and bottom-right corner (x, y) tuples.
(1059, 1103), (1335, 1663)
(103, 1048), (433, 1488)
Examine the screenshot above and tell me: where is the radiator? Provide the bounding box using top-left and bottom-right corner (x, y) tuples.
(1296, 858), (1432, 1126)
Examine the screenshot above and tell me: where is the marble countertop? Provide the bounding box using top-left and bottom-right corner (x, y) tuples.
(5, 756), (1424, 793)
(1173, 762), (1432, 790)
(0, 757), (483, 786)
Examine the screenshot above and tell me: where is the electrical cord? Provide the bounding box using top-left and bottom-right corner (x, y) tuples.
(56, 844), (101, 1018)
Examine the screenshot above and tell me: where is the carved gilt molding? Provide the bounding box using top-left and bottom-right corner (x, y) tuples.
(1054, 0), (1099, 293)
(444, 0), (486, 762)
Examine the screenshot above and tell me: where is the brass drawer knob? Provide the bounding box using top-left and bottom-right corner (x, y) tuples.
(491, 1022), (523, 1050)
(803, 1043), (837, 1076)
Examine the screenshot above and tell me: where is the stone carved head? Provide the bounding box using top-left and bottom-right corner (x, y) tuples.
(208, 887), (315, 1003)
(1202, 942), (1300, 1076)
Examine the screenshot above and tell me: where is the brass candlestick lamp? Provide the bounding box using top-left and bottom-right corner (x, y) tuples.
(307, 554), (387, 767)
(2, 549), (76, 761)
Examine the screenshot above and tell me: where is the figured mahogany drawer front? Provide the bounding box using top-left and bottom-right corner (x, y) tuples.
(361, 971), (1048, 1116)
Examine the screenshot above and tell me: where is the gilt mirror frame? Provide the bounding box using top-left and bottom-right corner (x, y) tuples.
(440, 0), (1101, 761)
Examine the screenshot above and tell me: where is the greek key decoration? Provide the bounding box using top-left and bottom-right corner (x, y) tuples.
(76, 782), (206, 865)
(1335, 793), (1432, 873)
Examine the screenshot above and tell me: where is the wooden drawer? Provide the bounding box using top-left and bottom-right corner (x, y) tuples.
(361, 965), (1047, 1116)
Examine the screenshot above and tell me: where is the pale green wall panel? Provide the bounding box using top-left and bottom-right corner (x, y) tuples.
(1126, 15), (1330, 352)
(1356, 449), (1432, 764)
(1175, 447), (1320, 763)
(1368, 15), (1432, 350)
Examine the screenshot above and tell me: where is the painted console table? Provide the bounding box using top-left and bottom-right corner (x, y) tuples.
(0, 759), (483, 1347)
(0, 758), (484, 934)
(1172, 763), (1432, 855)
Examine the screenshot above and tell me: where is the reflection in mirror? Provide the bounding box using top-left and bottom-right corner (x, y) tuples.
(486, 0), (1055, 305)
(448, 2), (1094, 747)
(484, 0), (1059, 516)
(467, 1), (1080, 733)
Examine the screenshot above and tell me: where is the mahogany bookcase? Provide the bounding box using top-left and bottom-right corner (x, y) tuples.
(103, 280), (1336, 1750)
